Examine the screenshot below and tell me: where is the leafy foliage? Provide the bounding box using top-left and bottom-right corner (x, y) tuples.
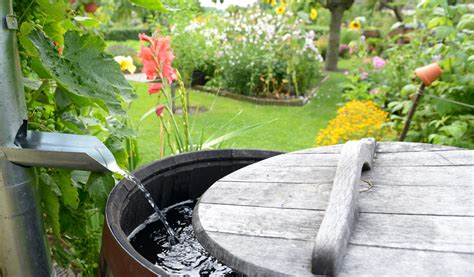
(178, 6), (323, 97)
(129, 0), (170, 12)
(342, 0), (474, 148)
(28, 29), (134, 114)
(14, 0), (139, 275)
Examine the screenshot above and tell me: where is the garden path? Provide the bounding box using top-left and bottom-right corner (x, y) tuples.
(125, 73), (148, 83)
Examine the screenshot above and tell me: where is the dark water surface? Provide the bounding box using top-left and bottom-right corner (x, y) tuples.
(129, 201), (238, 276)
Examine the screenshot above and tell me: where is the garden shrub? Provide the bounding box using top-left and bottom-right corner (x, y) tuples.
(315, 100), (395, 146)
(170, 14), (220, 87)
(342, 0), (474, 148)
(214, 7), (323, 97)
(169, 6), (323, 97)
(104, 27), (150, 41)
(316, 35), (328, 60)
(340, 28), (359, 44)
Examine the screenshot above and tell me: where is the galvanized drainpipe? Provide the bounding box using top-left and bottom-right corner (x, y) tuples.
(0, 0), (53, 276)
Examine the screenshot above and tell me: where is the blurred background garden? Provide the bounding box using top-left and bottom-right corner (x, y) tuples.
(12, 0), (473, 275)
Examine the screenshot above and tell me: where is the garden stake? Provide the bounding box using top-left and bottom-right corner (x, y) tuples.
(399, 63), (442, 141)
(399, 83), (425, 141)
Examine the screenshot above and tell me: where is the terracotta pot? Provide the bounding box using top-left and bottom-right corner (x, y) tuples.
(415, 63), (442, 86)
(84, 2), (97, 13)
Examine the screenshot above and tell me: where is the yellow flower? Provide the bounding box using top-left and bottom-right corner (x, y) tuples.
(315, 100), (395, 146)
(114, 56), (136, 74)
(193, 15), (206, 24)
(276, 5), (285, 15)
(310, 8), (318, 20)
(268, 0), (276, 6)
(349, 20), (361, 31)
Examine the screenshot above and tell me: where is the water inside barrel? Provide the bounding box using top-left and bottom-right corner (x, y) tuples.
(129, 200), (239, 276)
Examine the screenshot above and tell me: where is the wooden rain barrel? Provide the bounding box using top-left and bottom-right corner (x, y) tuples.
(100, 149), (282, 277)
(193, 140), (474, 276)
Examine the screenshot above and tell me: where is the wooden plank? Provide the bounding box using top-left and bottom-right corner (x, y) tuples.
(259, 150), (473, 167)
(196, 203), (474, 253)
(352, 213), (474, 253)
(220, 165), (336, 184)
(219, 164), (472, 186)
(195, 203), (323, 241)
(312, 139), (376, 275)
(364, 165), (473, 187)
(201, 181), (331, 210)
(339, 245), (474, 277)
(196, 231), (315, 276)
(375, 150), (474, 166)
(360, 184), (474, 216)
(375, 142), (460, 153)
(257, 153), (339, 167)
(201, 181), (474, 216)
(295, 142), (459, 154)
(194, 231), (474, 277)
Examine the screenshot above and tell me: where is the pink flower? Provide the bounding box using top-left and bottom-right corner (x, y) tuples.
(370, 88), (381, 95)
(373, 56), (386, 69)
(138, 31), (177, 83)
(360, 71), (369, 80)
(148, 83), (162, 95)
(139, 33), (152, 42)
(155, 105), (165, 117)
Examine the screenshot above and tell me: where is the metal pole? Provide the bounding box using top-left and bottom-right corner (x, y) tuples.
(399, 83), (425, 141)
(0, 0), (53, 275)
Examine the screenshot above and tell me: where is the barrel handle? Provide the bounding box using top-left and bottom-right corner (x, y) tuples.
(312, 138), (376, 275)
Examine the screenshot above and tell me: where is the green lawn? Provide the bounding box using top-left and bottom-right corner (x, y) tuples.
(128, 71), (347, 165)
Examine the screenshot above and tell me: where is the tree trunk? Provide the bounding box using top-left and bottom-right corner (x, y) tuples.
(392, 7), (403, 22)
(325, 6), (345, 71)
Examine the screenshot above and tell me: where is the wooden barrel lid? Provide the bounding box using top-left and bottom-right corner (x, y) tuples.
(193, 142), (474, 276)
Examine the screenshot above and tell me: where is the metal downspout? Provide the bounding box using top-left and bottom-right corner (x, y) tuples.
(0, 0), (53, 276)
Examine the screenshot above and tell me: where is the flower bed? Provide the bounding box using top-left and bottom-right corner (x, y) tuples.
(193, 75), (329, 106)
(170, 6), (324, 99)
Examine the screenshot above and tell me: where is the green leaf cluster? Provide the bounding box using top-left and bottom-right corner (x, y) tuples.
(342, 0), (473, 148)
(14, 0), (140, 275)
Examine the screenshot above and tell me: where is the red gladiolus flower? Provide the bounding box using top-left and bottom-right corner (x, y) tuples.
(138, 30), (177, 83)
(148, 83), (162, 95)
(139, 33), (152, 42)
(155, 105), (165, 117)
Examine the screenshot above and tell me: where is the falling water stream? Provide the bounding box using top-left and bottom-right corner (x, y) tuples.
(112, 168), (177, 242)
(108, 164), (235, 275)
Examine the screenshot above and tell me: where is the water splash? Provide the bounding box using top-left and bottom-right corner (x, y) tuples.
(112, 167), (177, 242)
(129, 201), (237, 276)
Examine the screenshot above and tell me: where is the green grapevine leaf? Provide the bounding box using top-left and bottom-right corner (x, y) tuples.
(57, 170), (80, 209)
(28, 29), (135, 115)
(129, 0), (173, 12)
(86, 173), (115, 213)
(40, 173), (62, 196)
(40, 180), (61, 237)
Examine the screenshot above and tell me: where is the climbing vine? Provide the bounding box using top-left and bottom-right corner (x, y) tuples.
(14, 0), (138, 274)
